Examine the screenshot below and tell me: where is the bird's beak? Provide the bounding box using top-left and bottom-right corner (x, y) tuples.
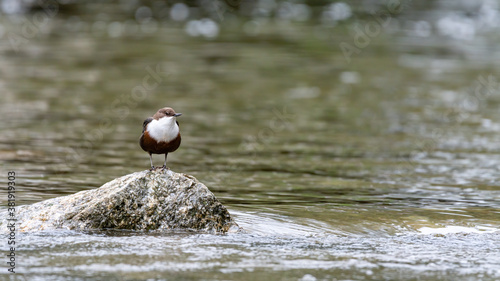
(174, 113), (182, 117)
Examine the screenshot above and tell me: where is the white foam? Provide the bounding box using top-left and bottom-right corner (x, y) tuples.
(418, 225), (498, 235)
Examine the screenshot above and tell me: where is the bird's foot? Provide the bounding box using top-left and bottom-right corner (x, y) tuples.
(149, 166), (155, 171)
(161, 165), (169, 170)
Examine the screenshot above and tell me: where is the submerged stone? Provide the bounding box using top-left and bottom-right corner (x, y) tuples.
(1, 169), (238, 233)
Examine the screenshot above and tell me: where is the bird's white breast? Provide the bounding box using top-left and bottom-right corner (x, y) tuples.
(147, 116), (179, 142)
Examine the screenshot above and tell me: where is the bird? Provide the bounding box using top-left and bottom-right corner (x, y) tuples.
(140, 107), (182, 170)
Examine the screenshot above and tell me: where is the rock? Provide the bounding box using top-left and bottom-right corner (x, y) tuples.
(1, 169), (238, 233)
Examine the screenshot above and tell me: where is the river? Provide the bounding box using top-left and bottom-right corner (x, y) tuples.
(0, 1), (499, 280)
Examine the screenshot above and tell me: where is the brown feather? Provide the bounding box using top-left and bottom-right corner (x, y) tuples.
(140, 131), (181, 154)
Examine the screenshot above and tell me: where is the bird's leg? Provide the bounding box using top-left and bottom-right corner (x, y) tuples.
(162, 153), (168, 170)
(149, 153), (155, 170)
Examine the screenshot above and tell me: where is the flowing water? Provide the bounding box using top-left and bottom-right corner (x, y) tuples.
(1, 1), (500, 280)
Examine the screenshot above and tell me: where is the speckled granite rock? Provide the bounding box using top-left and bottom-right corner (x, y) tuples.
(1, 169), (238, 233)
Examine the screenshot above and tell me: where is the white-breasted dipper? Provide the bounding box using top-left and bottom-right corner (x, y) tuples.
(140, 107), (182, 169)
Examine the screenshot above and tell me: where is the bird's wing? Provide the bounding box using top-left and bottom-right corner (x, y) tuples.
(142, 117), (154, 133)
(176, 121), (179, 127)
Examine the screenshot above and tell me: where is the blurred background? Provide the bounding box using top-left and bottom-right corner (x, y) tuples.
(1, 0), (500, 280)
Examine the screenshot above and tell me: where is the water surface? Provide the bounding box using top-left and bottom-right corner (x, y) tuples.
(1, 1), (500, 280)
